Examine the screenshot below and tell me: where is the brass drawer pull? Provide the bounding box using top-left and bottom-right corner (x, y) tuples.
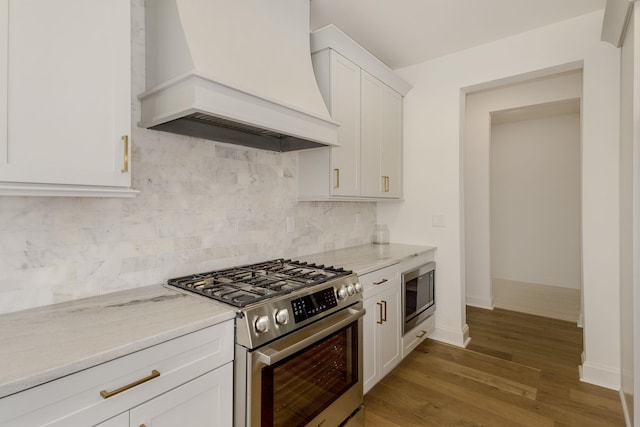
(372, 278), (388, 285)
(417, 330), (427, 338)
(334, 168), (340, 188)
(121, 135), (129, 173)
(381, 300), (387, 322)
(376, 302), (383, 324)
(100, 369), (160, 399)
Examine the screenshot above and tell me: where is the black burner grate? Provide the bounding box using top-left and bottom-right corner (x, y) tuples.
(167, 259), (351, 308)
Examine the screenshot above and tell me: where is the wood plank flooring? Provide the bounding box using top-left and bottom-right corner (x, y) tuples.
(363, 306), (625, 426)
(492, 278), (581, 323)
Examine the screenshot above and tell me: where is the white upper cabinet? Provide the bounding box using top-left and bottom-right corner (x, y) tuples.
(361, 72), (403, 198)
(0, 0), (136, 197)
(298, 25), (410, 202)
(302, 50), (361, 197)
(380, 84), (403, 198)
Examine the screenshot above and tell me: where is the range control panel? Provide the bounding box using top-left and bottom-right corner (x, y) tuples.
(291, 287), (338, 323)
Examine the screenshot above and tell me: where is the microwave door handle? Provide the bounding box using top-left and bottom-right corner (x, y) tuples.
(254, 306), (365, 366)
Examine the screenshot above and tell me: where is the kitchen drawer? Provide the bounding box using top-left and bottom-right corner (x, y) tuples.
(402, 314), (434, 358)
(0, 320), (233, 427)
(359, 264), (399, 297)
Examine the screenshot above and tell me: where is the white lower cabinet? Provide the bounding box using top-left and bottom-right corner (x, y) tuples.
(401, 314), (435, 358)
(361, 251), (437, 393)
(129, 364), (232, 427)
(96, 365), (232, 427)
(0, 321), (234, 427)
(361, 265), (402, 394)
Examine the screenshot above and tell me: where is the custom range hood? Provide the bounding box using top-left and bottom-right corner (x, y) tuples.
(138, 0), (338, 152)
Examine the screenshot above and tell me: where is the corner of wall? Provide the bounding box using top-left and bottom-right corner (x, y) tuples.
(429, 323), (471, 348)
(580, 359), (622, 390)
(465, 295), (494, 310)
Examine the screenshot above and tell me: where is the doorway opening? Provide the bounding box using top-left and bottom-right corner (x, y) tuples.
(463, 69), (583, 325)
(490, 100), (581, 322)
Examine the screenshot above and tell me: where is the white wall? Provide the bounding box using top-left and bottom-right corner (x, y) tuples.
(491, 113), (581, 290)
(0, 0), (377, 315)
(633, 5), (640, 424)
(378, 10), (621, 389)
(464, 72), (583, 309)
(619, 3), (638, 424)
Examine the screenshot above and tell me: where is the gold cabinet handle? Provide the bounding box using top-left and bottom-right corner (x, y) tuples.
(334, 168), (340, 188)
(381, 300), (387, 322)
(100, 370), (160, 399)
(372, 278), (388, 285)
(121, 135), (129, 173)
(382, 176), (390, 192)
(417, 330), (427, 338)
(376, 302), (383, 324)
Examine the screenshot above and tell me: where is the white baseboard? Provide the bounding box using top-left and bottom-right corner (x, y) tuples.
(429, 324), (471, 348)
(465, 295), (494, 310)
(619, 388), (632, 427)
(577, 312), (584, 328)
(579, 360), (621, 390)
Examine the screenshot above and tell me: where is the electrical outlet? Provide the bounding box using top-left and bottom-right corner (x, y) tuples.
(286, 216), (295, 233)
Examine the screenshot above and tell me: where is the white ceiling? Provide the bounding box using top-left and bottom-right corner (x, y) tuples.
(310, 0), (607, 70)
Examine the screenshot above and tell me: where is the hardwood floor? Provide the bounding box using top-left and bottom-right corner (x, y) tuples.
(363, 306), (625, 426)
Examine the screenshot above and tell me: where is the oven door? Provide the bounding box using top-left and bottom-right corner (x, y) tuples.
(247, 303), (364, 427)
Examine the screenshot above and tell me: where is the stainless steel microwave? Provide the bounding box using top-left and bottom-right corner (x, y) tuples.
(401, 262), (435, 334)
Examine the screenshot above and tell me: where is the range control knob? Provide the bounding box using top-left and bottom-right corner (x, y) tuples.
(275, 309), (289, 325)
(346, 284), (356, 296)
(254, 316), (269, 333)
(354, 282), (363, 293)
(337, 287), (349, 300)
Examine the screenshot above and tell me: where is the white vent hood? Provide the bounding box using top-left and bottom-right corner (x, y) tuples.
(138, 0), (339, 152)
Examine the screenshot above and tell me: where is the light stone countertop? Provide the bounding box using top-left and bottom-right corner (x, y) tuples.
(0, 285), (235, 399)
(297, 243), (436, 275)
(0, 243), (434, 400)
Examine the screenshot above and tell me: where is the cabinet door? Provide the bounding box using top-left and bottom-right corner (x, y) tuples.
(329, 51), (360, 196)
(129, 363), (233, 427)
(360, 71), (382, 197)
(380, 86), (402, 198)
(378, 281), (402, 378)
(360, 71), (403, 199)
(363, 296), (380, 394)
(0, 0), (130, 188)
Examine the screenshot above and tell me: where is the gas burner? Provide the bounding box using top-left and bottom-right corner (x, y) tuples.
(167, 259), (351, 308)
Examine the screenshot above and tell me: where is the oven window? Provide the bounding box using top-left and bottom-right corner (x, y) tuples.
(261, 322), (359, 427)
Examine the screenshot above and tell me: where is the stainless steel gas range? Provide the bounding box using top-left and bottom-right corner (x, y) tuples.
(168, 259), (365, 427)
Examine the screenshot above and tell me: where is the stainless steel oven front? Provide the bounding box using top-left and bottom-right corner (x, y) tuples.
(235, 302), (364, 427)
(402, 262), (435, 334)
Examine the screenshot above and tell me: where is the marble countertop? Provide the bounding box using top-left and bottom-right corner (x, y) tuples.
(297, 243), (436, 275)
(0, 243), (434, 400)
(0, 285), (235, 399)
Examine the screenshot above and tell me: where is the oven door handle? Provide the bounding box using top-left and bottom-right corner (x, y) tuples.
(253, 306), (365, 366)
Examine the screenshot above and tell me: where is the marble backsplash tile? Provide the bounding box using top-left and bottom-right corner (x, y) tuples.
(0, 0), (377, 315)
